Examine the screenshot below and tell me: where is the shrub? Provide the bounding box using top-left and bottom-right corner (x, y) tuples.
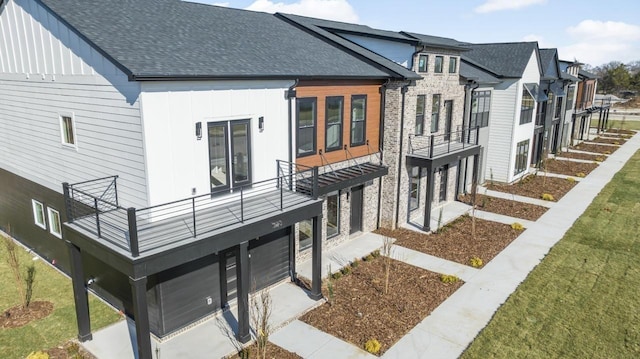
(362, 254), (374, 262)
(614, 141), (620, 145)
(371, 249), (381, 258)
(351, 258), (359, 268)
(340, 266), (352, 276)
(541, 193), (555, 201)
(331, 271), (342, 280)
(26, 352), (49, 359)
(576, 172), (586, 178)
(469, 257), (483, 268)
(511, 222), (524, 231)
(566, 177), (576, 183)
(364, 339), (381, 354)
(440, 274), (460, 284)
(604, 150), (611, 155)
(595, 157), (605, 162)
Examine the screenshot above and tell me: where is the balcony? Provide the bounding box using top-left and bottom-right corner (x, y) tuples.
(63, 166), (321, 259)
(407, 127), (480, 167)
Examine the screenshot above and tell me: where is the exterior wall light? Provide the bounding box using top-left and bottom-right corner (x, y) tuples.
(195, 122), (202, 140)
(258, 116), (264, 132)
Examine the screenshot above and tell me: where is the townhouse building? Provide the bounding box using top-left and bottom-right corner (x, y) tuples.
(0, 1), (415, 357)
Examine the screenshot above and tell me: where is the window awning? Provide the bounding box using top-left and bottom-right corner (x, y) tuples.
(524, 83), (548, 102)
(549, 82), (567, 97)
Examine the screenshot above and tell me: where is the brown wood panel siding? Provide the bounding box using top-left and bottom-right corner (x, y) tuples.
(296, 81), (382, 167)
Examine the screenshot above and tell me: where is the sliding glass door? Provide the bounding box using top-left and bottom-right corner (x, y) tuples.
(208, 119), (251, 193)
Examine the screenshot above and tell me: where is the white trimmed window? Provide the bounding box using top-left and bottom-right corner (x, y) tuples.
(60, 114), (76, 147)
(32, 200), (46, 229)
(47, 207), (62, 238)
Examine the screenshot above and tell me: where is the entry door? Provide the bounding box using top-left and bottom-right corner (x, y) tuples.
(350, 186), (363, 234)
(444, 100), (453, 140)
(439, 166), (448, 202)
(208, 120), (252, 192)
(531, 132), (544, 165)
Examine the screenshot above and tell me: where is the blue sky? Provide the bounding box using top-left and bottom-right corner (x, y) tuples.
(191, 0), (640, 67)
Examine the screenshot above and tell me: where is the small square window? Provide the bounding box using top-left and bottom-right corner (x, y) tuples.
(32, 200), (46, 229)
(434, 56), (444, 73)
(47, 207), (62, 238)
(417, 54), (428, 72)
(60, 115), (76, 146)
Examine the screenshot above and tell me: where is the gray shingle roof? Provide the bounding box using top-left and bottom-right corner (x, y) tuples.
(579, 69), (598, 79)
(277, 13), (420, 80)
(400, 32), (468, 51)
(36, 0), (398, 80)
(461, 42), (540, 78)
(539, 48), (559, 79)
(460, 61), (501, 85)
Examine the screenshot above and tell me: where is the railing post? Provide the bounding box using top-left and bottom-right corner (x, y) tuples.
(312, 167), (319, 200)
(192, 197), (197, 237)
(429, 135), (435, 158)
(113, 177), (119, 207)
(280, 179), (284, 210)
(476, 126), (480, 145)
(241, 186), (245, 221)
(127, 208), (139, 257)
(62, 182), (73, 223)
(94, 198), (101, 238)
(447, 133), (451, 153)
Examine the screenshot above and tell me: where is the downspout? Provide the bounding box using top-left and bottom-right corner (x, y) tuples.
(287, 79), (299, 165)
(394, 84), (409, 228)
(287, 79), (298, 282)
(376, 79), (390, 229)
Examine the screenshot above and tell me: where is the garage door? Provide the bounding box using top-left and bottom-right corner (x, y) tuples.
(249, 228), (290, 291)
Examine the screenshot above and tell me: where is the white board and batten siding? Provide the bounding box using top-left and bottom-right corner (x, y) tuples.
(484, 79), (518, 183)
(0, 0), (148, 208)
(511, 51), (540, 182)
(140, 81), (293, 207)
(340, 34), (415, 68)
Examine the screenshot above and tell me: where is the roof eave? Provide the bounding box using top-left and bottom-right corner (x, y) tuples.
(129, 74), (398, 82)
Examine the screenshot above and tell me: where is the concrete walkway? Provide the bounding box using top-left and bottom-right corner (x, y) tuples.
(476, 186), (555, 208)
(82, 131), (638, 359)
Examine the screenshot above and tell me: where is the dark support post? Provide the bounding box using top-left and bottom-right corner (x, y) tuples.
(310, 215), (322, 300)
(66, 241), (92, 342)
(127, 208), (139, 257)
(94, 198), (101, 238)
(236, 241), (251, 343)
(129, 276), (152, 359)
(598, 108), (603, 134)
(312, 167), (319, 199)
(219, 253), (228, 308)
(429, 136), (434, 157)
(423, 167), (435, 231)
(289, 225), (297, 282)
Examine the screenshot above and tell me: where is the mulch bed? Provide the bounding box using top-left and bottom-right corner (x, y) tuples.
(45, 341), (97, 359)
(300, 256), (462, 356)
(458, 194), (548, 221)
(542, 158), (599, 176)
(377, 216), (522, 266)
(605, 128), (636, 135)
(228, 343), (301, 359)
(572, 143), (618, 155)
(0, 301), (53, 328)
(555, 151), (605, 161)
(590, 137), (626, 145)
(488, 174), (576, 202)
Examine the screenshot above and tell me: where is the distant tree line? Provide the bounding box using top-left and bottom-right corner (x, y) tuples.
(585, 61), (640, 96)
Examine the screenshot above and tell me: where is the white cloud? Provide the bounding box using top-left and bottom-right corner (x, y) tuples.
(475, 0), (547, 14)
(212, 2), (230, 6)
(245, 0), (359, 23)
(560, 20), (640, 66)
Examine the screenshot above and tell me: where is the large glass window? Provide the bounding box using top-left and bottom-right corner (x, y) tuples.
(554, 95), (563, 118)
(296, 98), (316, 157)
(208, 120), (251, 192)
(326, 192), (340, 238)
(325, 96), (344, 151)
(409, 167), (420, 211)
(471, 90), (491, 128)
(431, 94), (441, 133)
(418, 54), (428, 72)
(434, 56), (444, 73)
(514, 140), (529, 175)
(60, 115), (76, 146)
(448, 57), (457, 73)
(520, 87), (534, 124)
(32, 200), (46, 229)
(350, 95), (366, 146)
(47, 207), (62, 238)
(415, 95), (425, 135)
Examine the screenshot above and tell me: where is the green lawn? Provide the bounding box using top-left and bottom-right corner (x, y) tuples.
(591, 118), (640, 131)
(462, 150), (640, 358)
(0, 237), (121, 359)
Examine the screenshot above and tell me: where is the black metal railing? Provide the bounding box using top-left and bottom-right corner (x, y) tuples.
(64, 164), (319, 257)
(408, 126), (479, 158)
